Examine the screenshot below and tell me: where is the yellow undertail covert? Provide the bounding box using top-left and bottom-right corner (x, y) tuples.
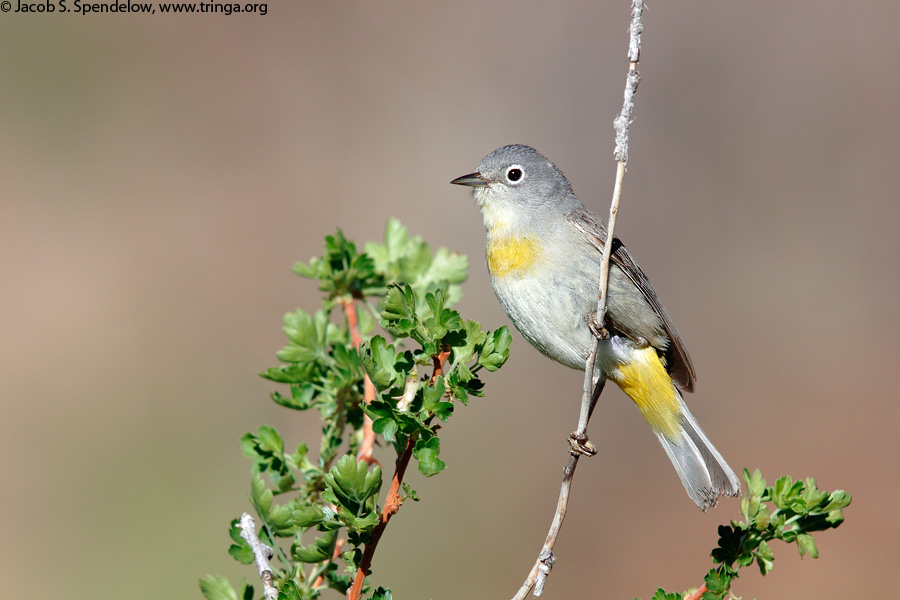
(487, 235), (541, 276)
(613, 346), (682, 442)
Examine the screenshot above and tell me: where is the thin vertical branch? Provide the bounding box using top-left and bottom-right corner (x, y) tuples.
(340, 297), (378, 463)
(510, 2), (644, 598)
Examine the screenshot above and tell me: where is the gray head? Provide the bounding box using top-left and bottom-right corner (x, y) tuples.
(450, 145), (582, 212)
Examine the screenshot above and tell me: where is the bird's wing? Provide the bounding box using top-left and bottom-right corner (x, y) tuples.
(567, 209), (697, 392)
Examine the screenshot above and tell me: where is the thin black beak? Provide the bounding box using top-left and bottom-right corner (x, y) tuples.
(450, 172), (489, 187)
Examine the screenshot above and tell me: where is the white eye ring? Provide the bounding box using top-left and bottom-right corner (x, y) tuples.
(505, 165), (524, 184)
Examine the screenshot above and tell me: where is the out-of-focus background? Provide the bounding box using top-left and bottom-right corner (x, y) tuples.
(2, 1), (897, 598)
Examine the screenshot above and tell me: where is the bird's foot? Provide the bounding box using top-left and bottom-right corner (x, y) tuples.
(585, 311), (609, 341)
(568, 432), (598, 456)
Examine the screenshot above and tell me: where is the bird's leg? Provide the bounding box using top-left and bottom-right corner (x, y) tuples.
(569, 375), (605, 456)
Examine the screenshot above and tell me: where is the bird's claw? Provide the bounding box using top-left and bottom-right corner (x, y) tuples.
(585, 311), (609, 341)
(568, 432), (598, 456)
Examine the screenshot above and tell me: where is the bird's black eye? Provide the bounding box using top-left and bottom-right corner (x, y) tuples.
(506, 166), (523, 182)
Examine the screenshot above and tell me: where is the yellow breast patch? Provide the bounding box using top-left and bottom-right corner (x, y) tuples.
(487, 236), (541, 276)
(613, 346), (682, 442)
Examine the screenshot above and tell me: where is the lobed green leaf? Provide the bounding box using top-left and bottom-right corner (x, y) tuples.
(199, 575), (239, 600)
(413, 436), (446, 477)
(323, 455), (383, 516)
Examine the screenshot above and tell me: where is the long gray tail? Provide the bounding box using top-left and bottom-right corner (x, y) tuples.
(656, 391), (741, 511)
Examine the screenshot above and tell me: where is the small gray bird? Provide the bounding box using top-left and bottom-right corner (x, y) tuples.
(452, 144), (740, 510)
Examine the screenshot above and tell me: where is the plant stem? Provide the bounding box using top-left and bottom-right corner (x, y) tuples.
(339, 297), (378, 463)
(683, 584), (709, 600)
(345, 348), (449, 600)
(346, 434), (416, 600)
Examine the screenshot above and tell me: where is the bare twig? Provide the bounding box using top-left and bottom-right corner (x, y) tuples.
(614, 0), (643, 163)
(339, 298), (378, 464)
(597, 1), (642, 340)
(239, 512), (279, 600)
(511, 2), (644, 598)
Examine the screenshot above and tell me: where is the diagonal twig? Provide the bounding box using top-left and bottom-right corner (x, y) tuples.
(346, 348), (451, 600)
(239, 512), (279, 600)
(510, 2), (644, 597)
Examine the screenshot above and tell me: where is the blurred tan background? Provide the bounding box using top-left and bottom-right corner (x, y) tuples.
(2, 1), (898, 599)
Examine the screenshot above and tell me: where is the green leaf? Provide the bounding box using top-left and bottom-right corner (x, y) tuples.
(323, 455), (383, 515)
(772, 475), (804, 509)
(756, 539), (774, 575)
(648, 589), (680, 600)
(401, 482), (420, 502)
(249, 474), (273, 518)
(421, 377), (453, 422)
(241, 427), (291, 489)
(421, 247), (468, 288)
(372, 416), (399, 443)
(291, 258), (318, 279)
(267, 498), (301, 537)
(801, 477), (828, 509)
(736, 550), (754, 567)
(324, 568), (354, 594)
(448, 319), (485, 365)
(292, 503), (326, 528)
(422, 289), (463, 339)
(286, 442), (315, 473)
(380, 284), (419, 339)
(744, 468), (766, 498)
(292, 529), (338, 563)
(797, 533), (819, 558)
(271, 385), (315, 410)
(199, 575), (238, 600)
(279, 309), (341, 364)
(478, 326), (512, 371)
(703, 568), (731, 594)
(414, 436), (446, 476)
(345, 508), (380, 532)
(753, 503), (771, 530)
(826, 508), (846, 525)
(260, 362), (318, 385)
(371, 587), (393, 600)
(360, 336), (400, 391)
(294, 229), (385, 298)
(227, 519), (254, 565)
(364, 219), (467, 304)
(710, 524), (742, 565)
(257, 426), (284, 455)
(364, 218), (412, 274)
(240, 582), (255, 600)
(823, 490), (852, 513)
(365, 400), (395, 419)
(277, 580), (303, 600)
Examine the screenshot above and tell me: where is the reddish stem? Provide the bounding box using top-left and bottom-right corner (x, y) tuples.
(431, 346), (450, 382)
(346, 434), (415, 600)
(339, 298), (378, 463)
(345, 348), (450, 600)
(683, 584), (708, 600)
